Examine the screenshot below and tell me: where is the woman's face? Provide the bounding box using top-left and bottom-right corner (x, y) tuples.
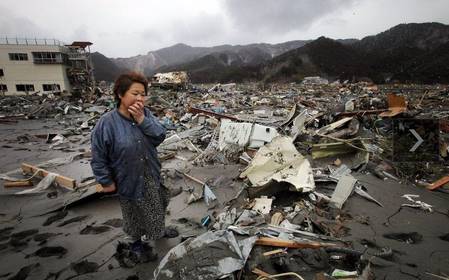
(119, 82), (146, 109)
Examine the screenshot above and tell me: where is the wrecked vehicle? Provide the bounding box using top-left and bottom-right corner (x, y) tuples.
(151, 71), (190, 90)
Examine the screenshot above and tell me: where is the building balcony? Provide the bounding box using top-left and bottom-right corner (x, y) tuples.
(67, 52), (88, 60)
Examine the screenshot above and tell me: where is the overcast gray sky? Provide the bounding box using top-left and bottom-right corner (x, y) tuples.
(1, 0), (448, 58)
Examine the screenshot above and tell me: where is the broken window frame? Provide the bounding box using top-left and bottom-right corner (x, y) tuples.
(42, 84), (61, 92)
(8, 53), (28, 61)
(0, 84), (7, 92)
(16, 84), (35, 92)
(32, 52), (65, 64)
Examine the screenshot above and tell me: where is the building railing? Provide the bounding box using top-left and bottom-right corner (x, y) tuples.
(0, 37), (65, 46)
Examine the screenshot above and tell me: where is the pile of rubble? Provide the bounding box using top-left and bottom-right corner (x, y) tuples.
(0, 86), (114, 121)
(148, 80), (449, 279)
(1, 78), (448, 279)
(151, 81), (449, 182)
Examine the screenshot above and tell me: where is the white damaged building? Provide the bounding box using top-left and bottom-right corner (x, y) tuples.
(0, 38), (94, 96)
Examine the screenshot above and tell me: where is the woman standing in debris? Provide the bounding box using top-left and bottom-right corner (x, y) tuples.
(90, 72), (167, 262)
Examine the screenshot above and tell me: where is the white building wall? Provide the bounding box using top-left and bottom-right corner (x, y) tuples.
(0, 44), (72, 95)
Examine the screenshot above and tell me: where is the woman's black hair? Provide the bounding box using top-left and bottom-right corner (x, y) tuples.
(113, 72), (148, 107)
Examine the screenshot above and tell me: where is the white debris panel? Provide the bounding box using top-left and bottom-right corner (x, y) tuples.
(218, 119), (279, 150)
(240, 136), (315, 192)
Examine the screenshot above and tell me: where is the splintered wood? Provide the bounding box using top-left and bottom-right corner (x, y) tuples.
(21, 163), (76, 189)
(255, 237), (336, 249)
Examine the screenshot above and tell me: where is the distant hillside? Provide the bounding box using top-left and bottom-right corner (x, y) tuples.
(262, 37), (371, 83)
(157, 50), (263, 83)
(262, 22), (449, 83)
(112, 43), (202, 75)
(91, 52), (125, 82)
(356, 22), (449, 52)
(355, 22), (449, 83)
(99, 22), (449, 84)
(112, 41), (310, 76)
(389, 41), (449, 83)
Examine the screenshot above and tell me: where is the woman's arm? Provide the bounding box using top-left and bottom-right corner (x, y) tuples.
(90, 121), (115, 190)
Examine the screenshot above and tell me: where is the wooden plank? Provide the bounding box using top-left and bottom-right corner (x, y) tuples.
(263, 249), (285, 257)
(337, 109), (387, 117)
(255, 237), (336, 249)
(0, 119), (19, 124)
(159, 152), (176, 161)
(188, 106), (238, 121)
(252, 268), (271, 277)
(177, 170), (205, 185)
(21, 163), (76, 189)
(4, 180), (33, 188)
(379, 93), (407, 117)
(427, 175), (449, 191)
(315, 272), (328, 280)
(95, 184), (104, 193)
(81, 150), (92, 158)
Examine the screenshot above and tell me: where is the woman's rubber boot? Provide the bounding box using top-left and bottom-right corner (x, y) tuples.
(164, 226), (179, 238)
(142, 242), (158, 262)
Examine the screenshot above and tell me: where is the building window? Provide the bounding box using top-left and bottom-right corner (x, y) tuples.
(32, 52), (65, 64)
(0, 84), (7, 92)
(43, 84), (61, 91)
(16, 84), (35, 92)
(0, 69), (4, 77)
(9, 53), (28, 61)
